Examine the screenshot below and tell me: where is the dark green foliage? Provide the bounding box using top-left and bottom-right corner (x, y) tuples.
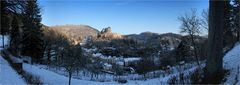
(112, 64), (124, 76)
(94, 38), (160, 58)
(21, 0), (44, 63)
(160, 51), (176, 67)
(10, 16), (22, 55)
(175, 41), (191, 63)
(1, 1), (12, 35)
(231, 0), (240, 41)
(1, 1), (13, 48)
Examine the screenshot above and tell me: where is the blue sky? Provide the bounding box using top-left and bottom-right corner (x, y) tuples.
(38, 0), (208, 35)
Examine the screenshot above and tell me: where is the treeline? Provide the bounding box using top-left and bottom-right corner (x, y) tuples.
(1, 1), (88, 84)
(1, 0), (44, 62)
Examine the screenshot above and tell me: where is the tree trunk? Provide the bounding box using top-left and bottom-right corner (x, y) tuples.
(190, 34), (200, 67)
(239, 6), (240, 41)
(68, 72), (72, 85)
(47, 48), (51, 64)
(2, 35), (4, 48)
(206, 0), (226, 83)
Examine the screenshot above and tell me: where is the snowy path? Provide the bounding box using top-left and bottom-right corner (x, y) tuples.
(0, 55), (26, 85)
(224, 43), (240, 85)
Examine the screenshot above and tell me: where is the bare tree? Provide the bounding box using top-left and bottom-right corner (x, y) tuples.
(201, 9), (209, 31)
(42, 29), (66, 64)
(57, 45), (86, 85)
(178, 9), (202, 66)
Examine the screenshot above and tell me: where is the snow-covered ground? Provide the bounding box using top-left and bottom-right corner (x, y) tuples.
(23, 61), (204, 85)
(0, 56), (26, 85)
(0, 35), (25, 85)
(23, 63), (165, 85)
(24, 63), (104, 85)
(224, 43), (240, 85)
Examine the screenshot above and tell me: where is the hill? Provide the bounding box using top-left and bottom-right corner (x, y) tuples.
(49, 25), (99, 44)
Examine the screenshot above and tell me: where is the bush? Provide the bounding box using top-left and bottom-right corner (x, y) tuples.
(168, 76), (177, 84)
(117, 78), (127, 83)
(22, 71), (43, 85)
(135, 59), (155, 75)
(190, 69), (203, 84)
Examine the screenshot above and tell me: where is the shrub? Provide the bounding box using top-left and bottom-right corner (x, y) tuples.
(168, 76), (177, 84)
(117, 78), (127, 83)
(190, 69), (203, 84)
(22, 71), (43, 85)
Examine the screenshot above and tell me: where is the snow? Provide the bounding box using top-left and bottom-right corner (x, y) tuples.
(0, 35), (25, 85)
(223, 43), (240, 85)
(0, 56), (26, 85)
(124, 57), (141, 62)
(23, 63), (122, 85)
(23, 63), (178, 85)
(23, 61), (204, 85)
(103, 63), (112, 68)
(0, 35), (9, 50)
(93, 53), (103, 57)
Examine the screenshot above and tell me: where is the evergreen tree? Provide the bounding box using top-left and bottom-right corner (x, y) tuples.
(21, 0), (43, 63)
(176, 40), (191, 63)
(1, 1), (12, 48)
(10, 16), (22, 55)
(1, 0), (26, 48)
(232, 0), (240, 41)
(223, 0), (234, 48)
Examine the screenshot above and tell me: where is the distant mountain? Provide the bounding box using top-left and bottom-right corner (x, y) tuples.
(43, 24), (205, 49)
(48, 25), (99, 44)
(97, 27), (123, 40)
(126, 32), (182, 48)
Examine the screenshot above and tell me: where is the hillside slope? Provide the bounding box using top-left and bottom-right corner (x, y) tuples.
(223, 43), (240, 85)
(49, 25), (99, 44)
(0, 56), (26, 85)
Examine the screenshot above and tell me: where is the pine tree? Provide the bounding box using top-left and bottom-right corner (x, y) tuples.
(233, 0), (240, 41)
(10, 16), (22, 55)
(176, 40), (190, 63)
(21, 0), (43, 63)
(1, 1), (11, 48)
(1, 0), (26, 48)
